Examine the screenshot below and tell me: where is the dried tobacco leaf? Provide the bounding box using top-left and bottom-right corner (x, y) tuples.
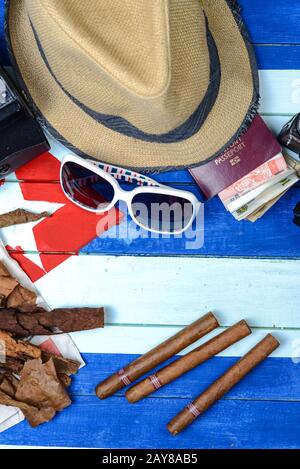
(41, 352), (80, 375)
(0, 263), (10, 277)
(0, 357), (24, 374)
(0, 331), (41, 360)
(0, 294), (5, 308)
(0, 375), (18, 397)
(19, 307), (104, 335)
(0, 389), (55, 427)
(0, 267), (18, 299)
(57, 373), (72, 388)
(0, 311), (26, 336)
(6, 285), (37, 309)
(0, 307), (104, 337)
(16, 358), (71, 412)
(0, 261), (37, 309)
(0, 209), (50, 228)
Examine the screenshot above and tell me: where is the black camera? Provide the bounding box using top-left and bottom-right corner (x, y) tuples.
(278, 114), (300, 155)
(0, 66), (49, 176)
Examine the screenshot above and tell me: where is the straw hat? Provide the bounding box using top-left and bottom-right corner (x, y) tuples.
(6, 0), (259, 172)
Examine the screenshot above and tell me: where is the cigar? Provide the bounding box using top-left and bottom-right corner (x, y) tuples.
(126, 320), (251, 403)
(95, 312), (219, 399)
(167, 334), (280, 436)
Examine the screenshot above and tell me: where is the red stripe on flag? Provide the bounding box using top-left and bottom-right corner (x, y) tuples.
(19, 181), (67, 204)
(15, 152), (61, 181)
(6, 246), (46, 283)
(32, 204), (122, 253)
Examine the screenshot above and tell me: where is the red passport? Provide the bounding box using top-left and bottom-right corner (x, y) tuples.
(189, 115), (282, 200)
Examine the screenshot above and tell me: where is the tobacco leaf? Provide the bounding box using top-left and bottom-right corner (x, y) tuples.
(0, 356), (24, 374)
(0, 356), (80, 378)
(15, 358), (71, 412)
(0, 265), (18, 298)
(0, 263), (10, 277)
(32, 307), (105, 333)
(0, 316), (83, 427)
(0, 348), (75, 426)
(0, 375), (18, 398)
(0, 311), (27, 336)
(41, 351), (80, 375)
(6, 285), (37, 309)
(0, 261), (37, 309)
(57, 373), (72, 388)
(0, 209), (50, 229)
(0, 389), (55, 427)
(0, 307), (104, 337)
(0, 331), (41, 360)
(0, 294), (6, 308)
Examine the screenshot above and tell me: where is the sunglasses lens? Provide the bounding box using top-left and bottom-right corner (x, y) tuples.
(131, 192), (194, 233)
(61, 162), (115, 210)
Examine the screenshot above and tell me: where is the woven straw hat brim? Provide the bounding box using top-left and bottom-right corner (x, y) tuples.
(7, 0), (259, 172)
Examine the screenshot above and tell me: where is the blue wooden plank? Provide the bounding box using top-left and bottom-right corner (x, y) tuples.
(80, 186), (300, 258)
(240, 0), (300, 44)
(255, 45), (300, 70)
(1, 354), (298, 448)
(1, 397), (300, 449)
(70, 354), (300, 401)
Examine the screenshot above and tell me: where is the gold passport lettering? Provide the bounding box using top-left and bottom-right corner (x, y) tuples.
(214, 138), (246, 166)
(230, 156), (241, 166)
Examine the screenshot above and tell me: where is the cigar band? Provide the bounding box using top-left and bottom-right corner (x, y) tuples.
(149, 374), (162, 390)
(187, 403), (200, 418)
(117, 368), (131, 386)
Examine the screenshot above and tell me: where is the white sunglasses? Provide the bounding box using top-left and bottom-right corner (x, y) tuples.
(60, 154), (201, 235)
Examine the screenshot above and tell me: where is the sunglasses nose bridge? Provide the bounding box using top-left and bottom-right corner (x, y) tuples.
(114, 185), (132, 204)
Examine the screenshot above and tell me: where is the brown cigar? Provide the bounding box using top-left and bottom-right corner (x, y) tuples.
(126, 320), (251, 403)
(95, 312), (219, 399)
(167, 334), (280, 436)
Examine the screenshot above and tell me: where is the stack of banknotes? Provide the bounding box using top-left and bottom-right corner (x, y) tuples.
(219, 153), (299, 222)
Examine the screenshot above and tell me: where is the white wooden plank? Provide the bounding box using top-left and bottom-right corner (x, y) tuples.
(33, 254), (300, 329)
(264, 115), (292, 133)
(260, 70), (300, 115)
(69, 325), (299, 358)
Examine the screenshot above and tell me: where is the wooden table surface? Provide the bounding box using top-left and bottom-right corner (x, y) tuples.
(0, 0), (300, 449)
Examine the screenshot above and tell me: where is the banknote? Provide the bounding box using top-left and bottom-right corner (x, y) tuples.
(232, 172), (299, 221)
(219, 153), (287, 209)
(246, 191), (289, 222)
(225, 168), (294, 213)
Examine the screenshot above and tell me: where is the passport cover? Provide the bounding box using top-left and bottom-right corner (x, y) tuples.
(189, 115), (282, 200)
